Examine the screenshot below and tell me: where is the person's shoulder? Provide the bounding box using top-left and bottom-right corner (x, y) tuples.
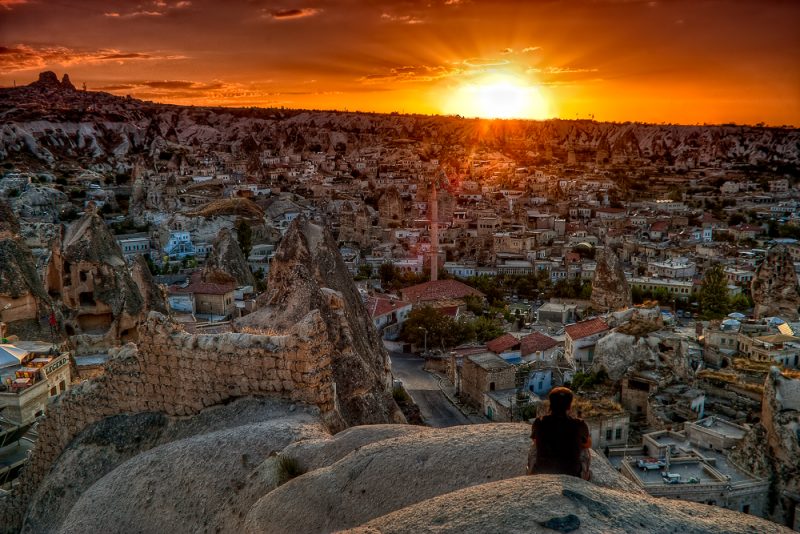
(568, 415), (589, 427)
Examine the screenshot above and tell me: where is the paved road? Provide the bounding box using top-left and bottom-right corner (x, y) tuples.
(389, 351), (471, 428)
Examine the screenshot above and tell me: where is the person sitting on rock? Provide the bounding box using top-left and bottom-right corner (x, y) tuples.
(527, 386), (592, 480)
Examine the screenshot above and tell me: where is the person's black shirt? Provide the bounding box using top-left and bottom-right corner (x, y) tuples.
(530, 414), (591, 478)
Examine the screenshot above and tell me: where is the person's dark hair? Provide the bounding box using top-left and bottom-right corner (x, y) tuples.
(548, 387), (574, 416)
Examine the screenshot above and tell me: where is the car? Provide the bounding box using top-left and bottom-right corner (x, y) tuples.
(637, 458), (666, 470)
(662, 473), (681, 484)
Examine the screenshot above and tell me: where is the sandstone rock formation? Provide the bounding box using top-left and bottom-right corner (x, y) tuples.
(60, 73), (75, 91)
(590, 330), (660, 380)
(129, 255), (168, 314)
(9, 417), (783, 534)
(344, 475), (785, 534)
(377, 187), (403, 227)
(752, 245), (800, 320)
(591, 247), (631, 311)
(0, 204), (50, 326)
(44, 212), (145, 346)
(238, 217), (405, 428)
(202, 227), (255, 287)
(729, 368), (800, 527)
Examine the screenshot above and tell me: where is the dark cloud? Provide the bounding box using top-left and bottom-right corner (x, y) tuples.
(269, 7), (321, 20)
(0, 45), (186, 72)
(360, 64), (461, 83)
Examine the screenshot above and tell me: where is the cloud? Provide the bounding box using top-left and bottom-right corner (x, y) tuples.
(380, 12), (424, 24)
(94, 79), (229, 97)
(522, 46), (541, 53)
(500, 48), (513, 55)
(0, 44), (186, 72)
(104, 1), (190, 18)
(268, 7), (321, 20)
(462, 58), (509, 68)
(104, 10), (163, 18)
(359, 64), (462, 83)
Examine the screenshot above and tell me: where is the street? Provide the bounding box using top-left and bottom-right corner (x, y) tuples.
(389, 351), (475, 428)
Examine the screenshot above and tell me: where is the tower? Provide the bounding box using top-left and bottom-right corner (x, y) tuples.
(430, 182), (439, 282)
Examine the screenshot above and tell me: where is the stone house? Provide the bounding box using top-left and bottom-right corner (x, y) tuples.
(564, 318), (609, 367)
(460, 352), (516, 415)
(169, 273), (236, 319)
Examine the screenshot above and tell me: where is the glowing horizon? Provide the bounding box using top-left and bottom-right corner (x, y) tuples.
(1, 0), (798, 126)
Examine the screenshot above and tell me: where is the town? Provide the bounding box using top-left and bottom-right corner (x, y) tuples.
(0, 73), (798, 532)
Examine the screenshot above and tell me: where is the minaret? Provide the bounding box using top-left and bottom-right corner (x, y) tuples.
(430, 182), (439, 282)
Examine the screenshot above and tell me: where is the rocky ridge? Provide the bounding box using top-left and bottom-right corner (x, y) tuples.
(238, 217), (405, 428)
(2, 72), (799, 173)
(202, 226), (256, 287)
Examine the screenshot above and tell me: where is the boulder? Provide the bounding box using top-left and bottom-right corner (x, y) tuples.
(244, 424), (639, 534)
(591, 331), (660, 380)
(347, 474), (786, 534)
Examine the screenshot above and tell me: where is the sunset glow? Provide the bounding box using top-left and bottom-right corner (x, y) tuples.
(0, 0), (798, 124)
(444, 76), (550, 120)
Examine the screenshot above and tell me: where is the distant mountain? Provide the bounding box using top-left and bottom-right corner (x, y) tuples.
(1, 71), (798, 174)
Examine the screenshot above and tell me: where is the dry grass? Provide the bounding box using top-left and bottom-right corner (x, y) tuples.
(616, 319), (661, 337)
(187, 198), (264, 219)
(697, 370), (739, 383)
(239, 326), (283, 336)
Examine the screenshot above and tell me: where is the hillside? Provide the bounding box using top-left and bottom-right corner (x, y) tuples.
(1, 72), (798, 177)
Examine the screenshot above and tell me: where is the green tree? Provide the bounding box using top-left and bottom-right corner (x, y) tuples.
(470, 316), (505, 343)
(355, 263), (373, 280)
(235, 219), (253, 259)
(379, 263), (397, 286)
(700, 264), (730, 319)
(400, 306), (470, 350)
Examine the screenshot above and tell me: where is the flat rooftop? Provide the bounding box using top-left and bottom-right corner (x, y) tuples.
(692, 417), (746, 440)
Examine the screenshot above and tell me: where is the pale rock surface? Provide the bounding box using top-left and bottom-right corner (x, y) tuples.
(20, 398), (325, 534)
(591, 331), (660, 380)
(346, 475), (788, 534)
(243, 424), (640, 534)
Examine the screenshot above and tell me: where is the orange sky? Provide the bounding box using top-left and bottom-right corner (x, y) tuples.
(1, 0), (798, 125)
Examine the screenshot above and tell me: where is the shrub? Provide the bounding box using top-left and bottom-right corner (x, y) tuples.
(276, 455), (305, 486)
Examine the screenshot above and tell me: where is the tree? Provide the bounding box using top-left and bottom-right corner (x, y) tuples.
(235, 219), (253, 259)
(399, 306), (470, 350)
(379, 263), (397, 286)
(470, 316), (505, 343)
(699, 264), (730, 319)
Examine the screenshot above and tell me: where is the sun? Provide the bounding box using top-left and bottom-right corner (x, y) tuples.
(443, 75), (549, 120)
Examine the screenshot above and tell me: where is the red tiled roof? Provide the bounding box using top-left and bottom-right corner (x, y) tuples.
(366, 296), (410, 318)
(650, 221), (669, 232)
(565, 318), (609, 340)
(168, 272), (236, 296)
(486, 333), (520, 354)
(400, 280), (484, 305)
(520, 332), (559, 356)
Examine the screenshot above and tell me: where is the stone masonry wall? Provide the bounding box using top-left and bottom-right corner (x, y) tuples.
(1, 310), (336, 530)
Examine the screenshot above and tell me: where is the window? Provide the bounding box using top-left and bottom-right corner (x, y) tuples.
(615, 428), (622, 440)
(59, 380), (66, 392)
(489, 382), (496, 391)
(606, 429), (612, 441)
